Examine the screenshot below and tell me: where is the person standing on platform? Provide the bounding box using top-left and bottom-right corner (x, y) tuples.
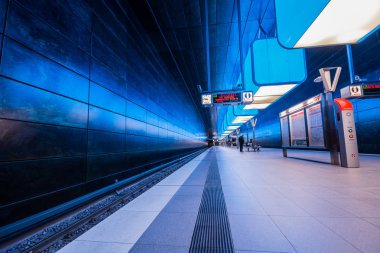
(238, 135), (244, 152)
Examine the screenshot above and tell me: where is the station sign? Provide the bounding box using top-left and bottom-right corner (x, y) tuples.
(242, 91), (253, 103)
(201, 94), (212, 105)
(340, 85), (362, 99)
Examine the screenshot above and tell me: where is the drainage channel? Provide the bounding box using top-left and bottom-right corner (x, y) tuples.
(189, 154), (234, 253)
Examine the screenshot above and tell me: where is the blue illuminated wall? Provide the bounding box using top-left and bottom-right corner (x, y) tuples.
(251, 30), (380, 154)
(0, 0), (206, 225)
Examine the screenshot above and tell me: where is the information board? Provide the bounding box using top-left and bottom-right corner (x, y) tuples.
(289, 110), (307, 146)
(306, 104), (325, 147)
(213, 93), (241, 104)
(362, 84), (380, 96)
(280, 117), (290, 147)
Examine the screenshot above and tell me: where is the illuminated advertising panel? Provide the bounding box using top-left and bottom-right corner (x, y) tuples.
(280, 94), (322, 116)
(306, 104), (325, 147)
(289, 110), (307, 147)
(280, 116), (290, 147)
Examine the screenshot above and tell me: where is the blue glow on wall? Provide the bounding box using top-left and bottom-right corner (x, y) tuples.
(0, 0), (207, 226)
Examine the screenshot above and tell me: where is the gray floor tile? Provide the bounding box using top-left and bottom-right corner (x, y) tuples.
(256, 197), (310, 217)
(120, 194), (172, 212)
(334, 187), (380, 200)
(328, 198), (380, 217)
(133, 212), (198, 247)
(174, 185), (204, 196)
(58, 241), (132, 253)
(318, 217), (380, 253)
(76, 211), (159, 243)
(224, 195), (266, 215)
(143, 185), (180, 196)
(222, 185), (252, 197)
(162, 194), (202, 213)
(290, 196), (356, 218)
(235, 251), (293, 253)
(272, 216), (361, 253)
(229, 214), (296, 253)
(275, 186), (317, 199)
(364, 217), (380, 229)
(129, 244), (189, 253)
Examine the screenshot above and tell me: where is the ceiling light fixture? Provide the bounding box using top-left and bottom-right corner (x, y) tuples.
(295, 0), (380, 48)
(244, 103), (271, 110)
(254, 84), (297, 97)
(232, 116), (254, 124)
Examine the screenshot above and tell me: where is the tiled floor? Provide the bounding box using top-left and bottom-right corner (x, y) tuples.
(59, 147), (380, 253)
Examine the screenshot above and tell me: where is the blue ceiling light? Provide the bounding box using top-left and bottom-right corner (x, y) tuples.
(252, 38), (307, 85)
(276, 0), (380, 48)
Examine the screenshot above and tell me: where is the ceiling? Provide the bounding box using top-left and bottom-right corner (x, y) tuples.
(127, 0), (380, 138)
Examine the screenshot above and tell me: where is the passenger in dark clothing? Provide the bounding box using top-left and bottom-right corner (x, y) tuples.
(238, 135), (244, 152)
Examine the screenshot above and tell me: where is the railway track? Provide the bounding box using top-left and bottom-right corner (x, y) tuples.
(1, 148), (207, 253)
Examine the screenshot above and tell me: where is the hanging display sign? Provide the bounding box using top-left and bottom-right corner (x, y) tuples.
(213, 92), (241, 104)
(201, 91), (254, 106)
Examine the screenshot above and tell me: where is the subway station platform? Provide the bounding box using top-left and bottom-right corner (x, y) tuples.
(58, 147), (380, 253)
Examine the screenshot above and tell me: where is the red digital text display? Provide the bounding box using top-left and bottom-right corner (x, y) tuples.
(213, 93), (241, 103)
(363, 84), (380, 95)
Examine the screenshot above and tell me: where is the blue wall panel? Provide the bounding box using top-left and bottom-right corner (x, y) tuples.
(126, 117), (147, 136)
(87, 153), (128, 181)
(6, 1), (90, 77)
(87, 130), (126, 155)
(89, 82), (126, 115)
(146, 124), (159, 138)
(126, 134), (147, 152)
(15, 0), (91, 53)
(0, 157), (86, 205)
(0, 119), (87, 161)
(126, 100), (146, 122)
(90, 58), (126, 98)
(0, 0), (6, 33)
(0, 38), (89, 102)
(89, 106), (126, 133)
(0, 76), (88, 127)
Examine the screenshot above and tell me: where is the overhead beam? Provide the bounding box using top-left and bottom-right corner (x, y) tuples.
(205, 0), (211, 91)
(237, 0), (245, 88)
